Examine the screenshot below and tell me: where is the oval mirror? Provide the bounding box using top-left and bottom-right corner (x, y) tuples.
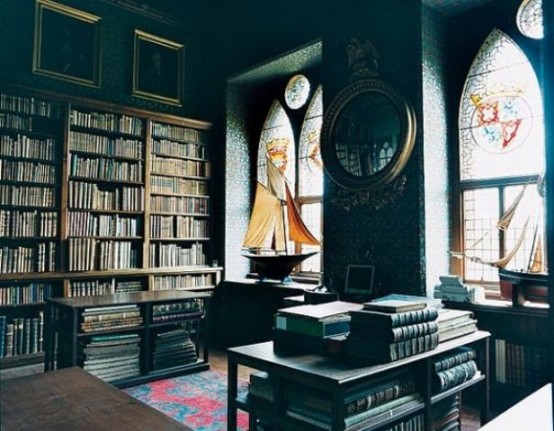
(321, 79), (416, 191)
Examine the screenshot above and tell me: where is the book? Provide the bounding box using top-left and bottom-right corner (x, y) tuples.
(349, 320), (439, 343)
(347, 332), (440, 362)
(434, 346), (477, 372)
(274, 313), (350, 338)
(362, 299), (427, 313)
(436, 309), (474, 327)
(349, 307), (439, 328)
(276, 301), (363, 321)
(438, 319), (478, 342)
(433, 359), (479, 392)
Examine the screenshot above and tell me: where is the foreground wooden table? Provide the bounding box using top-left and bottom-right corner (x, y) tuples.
(0, 367), (192, 431)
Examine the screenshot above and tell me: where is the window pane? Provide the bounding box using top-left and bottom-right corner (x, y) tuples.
(459, 29), (544, 181)
(300, 202), (321, 272)
(299, 85), (323, 197)
(516, 0), (544, 40)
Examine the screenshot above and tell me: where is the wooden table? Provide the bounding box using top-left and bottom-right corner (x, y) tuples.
(0, 367), (192, 431)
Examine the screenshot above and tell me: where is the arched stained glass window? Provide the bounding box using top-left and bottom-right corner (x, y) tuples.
(257, 101), (295, 188)
(457, 29), (545, 287)
(516, 0), (544, 40)
(299, 85), (323, 197)
(459, 29), (544, 182)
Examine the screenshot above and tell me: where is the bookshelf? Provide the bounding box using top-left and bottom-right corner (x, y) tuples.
(0, 85), (221, 370)
(227, 333), (491, 431)
(46, 290), (211, 388)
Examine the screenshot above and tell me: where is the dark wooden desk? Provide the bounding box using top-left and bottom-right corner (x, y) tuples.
(227, 331), (491, 431)
(0, 367), (192, 431)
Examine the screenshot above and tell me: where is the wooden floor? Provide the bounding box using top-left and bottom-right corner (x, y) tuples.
(0, 348), (482, 431)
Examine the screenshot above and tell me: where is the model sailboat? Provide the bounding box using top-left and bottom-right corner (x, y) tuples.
(242, 158), (320, 282)
(451, 179), (548, 303)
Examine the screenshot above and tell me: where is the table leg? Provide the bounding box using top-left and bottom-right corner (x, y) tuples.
(227, 358), (238, 431)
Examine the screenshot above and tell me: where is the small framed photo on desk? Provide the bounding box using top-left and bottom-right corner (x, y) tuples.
(344, 264), (375, 296)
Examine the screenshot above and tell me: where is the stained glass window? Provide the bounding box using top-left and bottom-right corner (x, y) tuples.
(458, 29), (545, 285)
(516, 0), (544, 40)
(256, 77), (323, 274)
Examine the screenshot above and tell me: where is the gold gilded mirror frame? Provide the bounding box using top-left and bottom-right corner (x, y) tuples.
(321, 78), (416, 192)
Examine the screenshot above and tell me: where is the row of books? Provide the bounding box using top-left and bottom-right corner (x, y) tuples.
(67, 238), (139, 271)
(152, 273), (215, 290)
(68, 279), (143, 298)
(79, 332), (141, 383)
(0, 313), (44, 358)
(68, 180), (145, 212)
(149, 242), (206, 268)
(249, 368), (422, 430)
(151, 155), (210, 178)
(67, 212), (141, 238)
(0, 93), (61, 118)
(494, 338), (549, 388)
(0, 242), (57, 273)
(151, 122), (206, 143)
(0, 184), (55, 207)
(70, 109), (144, 136)
(81, 304), (143, 332)
(152, 327), (198, 370)
(432, 346), (479, 393)
(70, 154), (144, 182)
(0, 135), (57, 160)
(150, 175), (208, 197)
(152, 139), (207, 160)
(150, 195), (209, 215)
(150, 215), (209, 239)
(152, 299), (204, 323)
(0, 158), (56, 183)
(70, 131), (144, 159)
(0, 281), (54, 305)
(0, 209), (58, 238)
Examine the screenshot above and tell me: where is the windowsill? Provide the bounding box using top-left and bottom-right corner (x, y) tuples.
(443, 299), (549, 317)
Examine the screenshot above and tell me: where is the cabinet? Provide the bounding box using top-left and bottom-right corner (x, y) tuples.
(227, 332), (490, 431)
(45, 290), (210, 388)
(0, 85), (221, 370)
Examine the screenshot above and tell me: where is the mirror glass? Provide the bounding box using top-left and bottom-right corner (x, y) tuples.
(322, 79), (416, 191)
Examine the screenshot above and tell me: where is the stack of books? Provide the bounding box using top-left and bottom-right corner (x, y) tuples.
(432, 346), (480, 393)
(152, 327), (198, 370)
(80, 304), (142, 333)
(431, 394), (461, 431)
(79, 333), (141, 383)
(272, 301), (362, 354)
(346, 299), (440, 363)
(152, 299), (203, 323)
(436, 309), (478, 342)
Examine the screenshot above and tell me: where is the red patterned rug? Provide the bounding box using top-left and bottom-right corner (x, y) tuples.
(124, 369), (249, 431)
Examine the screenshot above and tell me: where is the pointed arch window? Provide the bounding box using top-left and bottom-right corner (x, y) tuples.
(256, 78), (323, 274)
(457, 29), (545, 287)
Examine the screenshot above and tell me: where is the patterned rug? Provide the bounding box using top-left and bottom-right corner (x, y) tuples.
(124, 369), (250, 431)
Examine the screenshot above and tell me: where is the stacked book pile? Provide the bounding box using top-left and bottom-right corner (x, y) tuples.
(436, 309), (478, 342)
(79, 333), (141, 383)
(80, 304), (142, 333)
(248, 369), (423, 430)
(152, 327), (198, 370)
(272, 301), (363, 354)
(432, 346), (479, 393)
(431, 394), (461, 431)
(152, 299), (203, 323)
(346, 300), (440, 363)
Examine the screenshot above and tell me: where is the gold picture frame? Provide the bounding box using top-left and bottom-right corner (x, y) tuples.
(133, 30), (183, 106)
(33, 0), (101, 87)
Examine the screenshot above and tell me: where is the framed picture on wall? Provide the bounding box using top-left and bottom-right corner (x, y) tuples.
(133, 30), (183, 106)
(33, 0), (101, 87)
(344, 264), (375, 296)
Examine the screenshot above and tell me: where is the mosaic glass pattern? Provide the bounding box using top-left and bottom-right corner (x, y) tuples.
(459, 29), (544, 181)
(300, 202), (322, 272)
(257, 101), (296, 188)
(284, 74), (310, 110)
(298, 85), (323, 197)
(516, 0), (544, 40)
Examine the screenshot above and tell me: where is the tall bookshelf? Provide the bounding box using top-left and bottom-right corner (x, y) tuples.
(0, 85), (222, 369)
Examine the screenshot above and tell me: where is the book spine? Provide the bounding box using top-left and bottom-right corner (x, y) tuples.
(350, 307), (438, 328)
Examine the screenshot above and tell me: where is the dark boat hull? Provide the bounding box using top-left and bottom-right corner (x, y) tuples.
(242, 251), (318, 282)
(498, 268), (548, 305)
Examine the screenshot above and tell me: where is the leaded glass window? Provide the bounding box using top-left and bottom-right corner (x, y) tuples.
(516, 0), (544, 40)
(457, 29), (545, 285)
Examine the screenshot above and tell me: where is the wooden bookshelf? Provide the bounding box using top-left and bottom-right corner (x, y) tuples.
(45, 290), (211, 388)
(0, 84), (221, 369)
